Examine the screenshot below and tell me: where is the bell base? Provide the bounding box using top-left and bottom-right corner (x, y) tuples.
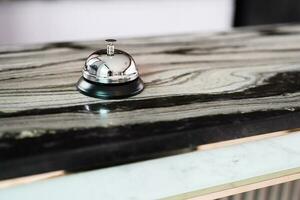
(76, 77), (144, 99)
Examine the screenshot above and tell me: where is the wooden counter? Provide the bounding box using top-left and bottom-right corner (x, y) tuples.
(1, 24), (300, 180)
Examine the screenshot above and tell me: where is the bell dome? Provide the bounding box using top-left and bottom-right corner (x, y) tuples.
(76, 39), (144, 99)
(82, 39), (139, 84)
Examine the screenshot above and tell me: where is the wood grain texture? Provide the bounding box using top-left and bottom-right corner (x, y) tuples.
(1, 24), (300, 179)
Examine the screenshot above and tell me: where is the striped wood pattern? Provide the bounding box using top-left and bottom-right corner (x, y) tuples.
(1, 24), (300, 179)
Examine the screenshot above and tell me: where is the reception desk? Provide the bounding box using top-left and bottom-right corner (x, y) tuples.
(1, 24), (300, 199)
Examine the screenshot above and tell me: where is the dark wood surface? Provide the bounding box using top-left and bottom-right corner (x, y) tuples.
(1, 25), (300, 180)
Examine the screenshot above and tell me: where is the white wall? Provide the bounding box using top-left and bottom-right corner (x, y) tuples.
(0, 0), (234, 45)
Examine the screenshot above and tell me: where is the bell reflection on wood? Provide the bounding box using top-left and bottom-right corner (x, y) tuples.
(84, 104), (110, 116)
(76, 39), (144, 99)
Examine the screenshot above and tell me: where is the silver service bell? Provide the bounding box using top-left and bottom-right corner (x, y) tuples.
(76, 39), (144, 99)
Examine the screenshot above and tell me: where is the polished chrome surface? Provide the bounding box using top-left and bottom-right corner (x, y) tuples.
(106, 39), (116, 56)
(82, 39), (139, 84)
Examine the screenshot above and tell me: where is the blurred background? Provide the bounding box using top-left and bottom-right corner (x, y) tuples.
(0, 0), (300, 45)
